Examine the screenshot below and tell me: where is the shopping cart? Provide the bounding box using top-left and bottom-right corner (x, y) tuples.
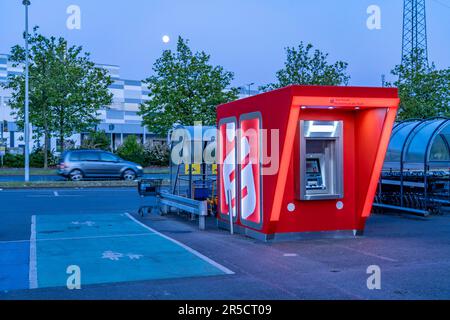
(137, 179), (163, 216)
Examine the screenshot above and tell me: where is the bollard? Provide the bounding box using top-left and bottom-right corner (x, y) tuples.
(227, 190), (234, 235)
(198, 201), (207, 230)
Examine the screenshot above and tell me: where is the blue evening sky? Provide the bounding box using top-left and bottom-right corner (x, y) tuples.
(1, 0), (449, 88)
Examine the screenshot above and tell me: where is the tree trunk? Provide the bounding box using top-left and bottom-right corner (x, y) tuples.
(43, 133), (49, 169)
(59, 107), (65, 153)
(59, 130), (64, 154)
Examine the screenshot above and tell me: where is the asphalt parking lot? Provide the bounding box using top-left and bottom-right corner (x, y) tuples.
(0, 187), (449, 300)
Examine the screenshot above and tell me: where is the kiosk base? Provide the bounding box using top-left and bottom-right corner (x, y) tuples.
(217, 220), (363, 242)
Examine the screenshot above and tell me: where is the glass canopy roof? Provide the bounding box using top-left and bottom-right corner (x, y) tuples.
(384, 118), (450, 167)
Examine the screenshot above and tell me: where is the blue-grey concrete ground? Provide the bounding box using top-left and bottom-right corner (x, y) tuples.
(0, 187), (449, 300)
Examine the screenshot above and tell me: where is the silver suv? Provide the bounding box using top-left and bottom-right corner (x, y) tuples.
(57, 150), (143, 181)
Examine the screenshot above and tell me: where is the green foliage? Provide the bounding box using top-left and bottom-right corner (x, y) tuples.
(260, 42), (350, 91)
(2, 148), (57, 168)
(116, 136), (145, 166)
(144, 143), (170, 166)
(81, 130), (111, 151)
(30, 147), (57, 168)
(139, 36), (238, 135)
(3, 153), (24, 168)
(387, 50), (450, 120)
(2, 27), (113, 163)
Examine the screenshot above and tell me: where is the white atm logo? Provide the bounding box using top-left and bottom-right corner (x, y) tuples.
(220, 117), (262, 226)
(240, 135), (257, 219)
(222, 123), (237, 217)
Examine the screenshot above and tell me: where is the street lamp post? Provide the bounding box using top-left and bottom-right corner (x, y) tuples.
(246, 82), (255, 96)
(23, 0), (30, 182)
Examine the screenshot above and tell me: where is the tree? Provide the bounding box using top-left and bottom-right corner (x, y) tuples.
(80, 130), (111, 151)
(387, 50), (450, 120)
(116, 135), (145, 166)
(260, 42), (350, 91)
(3, 27), (112, 167)
(139, 37), (238, 135)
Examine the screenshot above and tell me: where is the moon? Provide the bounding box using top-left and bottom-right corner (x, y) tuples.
(162, 35), (170, 44)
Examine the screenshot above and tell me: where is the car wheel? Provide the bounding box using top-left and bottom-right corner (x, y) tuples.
(122, 169), (136, 181)
(69, 170), (84, 181)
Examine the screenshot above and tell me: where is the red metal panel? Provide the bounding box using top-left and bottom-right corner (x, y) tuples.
(239, 116), (262, 228)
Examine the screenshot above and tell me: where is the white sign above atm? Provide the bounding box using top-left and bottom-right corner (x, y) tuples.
(293, 96), (400, 108)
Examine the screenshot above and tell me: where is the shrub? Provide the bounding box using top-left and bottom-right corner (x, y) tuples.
(81, 130), (111, 151)
(30, 147), (57, 168)
(2, 148), (57, 168)
(144, 143), (170, 166)
(116, 135), (145, 165)
(3, 153), (24, 168)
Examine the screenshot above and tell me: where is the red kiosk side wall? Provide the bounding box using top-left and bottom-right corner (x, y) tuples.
(216, 87), (294, 234)
(354, 107), (397, 230)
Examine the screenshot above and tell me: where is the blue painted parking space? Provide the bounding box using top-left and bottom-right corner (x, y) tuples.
(35, 213), (150, 240)
(0, 242), (29, 291)
(34, 213), (231, 289)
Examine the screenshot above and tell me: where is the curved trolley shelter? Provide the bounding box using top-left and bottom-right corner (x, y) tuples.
(380, 118), (450, 212)
(217, 85), (400, 241)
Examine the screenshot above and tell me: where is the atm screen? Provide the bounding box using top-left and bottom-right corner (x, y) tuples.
(306, 159), (321, 174)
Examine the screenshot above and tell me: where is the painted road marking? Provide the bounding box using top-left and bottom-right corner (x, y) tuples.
(27, 194), (82, 198)
(331, 244), (398, 262)
(33, 213), (233, 289)
(101, 251), (143, 261)
(71, 220), (95, 227)
(53, 191), (59, 197)
(0, 239), (30, 244)
(283, 253), (298, 257)
(125, 212), (234, 275)
(29, 215), (38, 289)
(35, 213), (146, 240)
(0, 233), (153, 244)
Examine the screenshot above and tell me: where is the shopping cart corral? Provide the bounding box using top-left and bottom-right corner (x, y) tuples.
(137, 178), (209, 230)
(376, 118), (450, 216)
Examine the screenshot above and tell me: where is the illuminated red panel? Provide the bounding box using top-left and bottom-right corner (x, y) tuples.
(219, 121), (237, 217)
(270, 105), (300, 222)
(361, 108), (397, 218)
(239, 117), (261, 225)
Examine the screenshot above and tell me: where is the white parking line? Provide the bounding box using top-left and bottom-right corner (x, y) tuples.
(27, 193), (82, 198)
(0, 232), (157, 244)
(332, 244), (398, 262)
(125, 212), (234, 275)
(0, 239), (29, 244)
(29, 215), (38, 289)
(283, 253), (298, 257)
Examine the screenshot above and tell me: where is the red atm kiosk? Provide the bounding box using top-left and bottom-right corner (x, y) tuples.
(217, 85), (400, 241)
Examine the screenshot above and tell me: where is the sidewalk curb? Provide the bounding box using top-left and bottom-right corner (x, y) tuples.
(0, 180), (171, 190)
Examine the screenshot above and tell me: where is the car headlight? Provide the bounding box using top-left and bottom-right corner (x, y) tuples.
(137, 166), (143, 170)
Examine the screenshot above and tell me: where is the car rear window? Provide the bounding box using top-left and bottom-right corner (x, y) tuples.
(79, 152), (100, 161)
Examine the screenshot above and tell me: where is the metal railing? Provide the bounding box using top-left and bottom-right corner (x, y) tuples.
(158, 192), (208, 230)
